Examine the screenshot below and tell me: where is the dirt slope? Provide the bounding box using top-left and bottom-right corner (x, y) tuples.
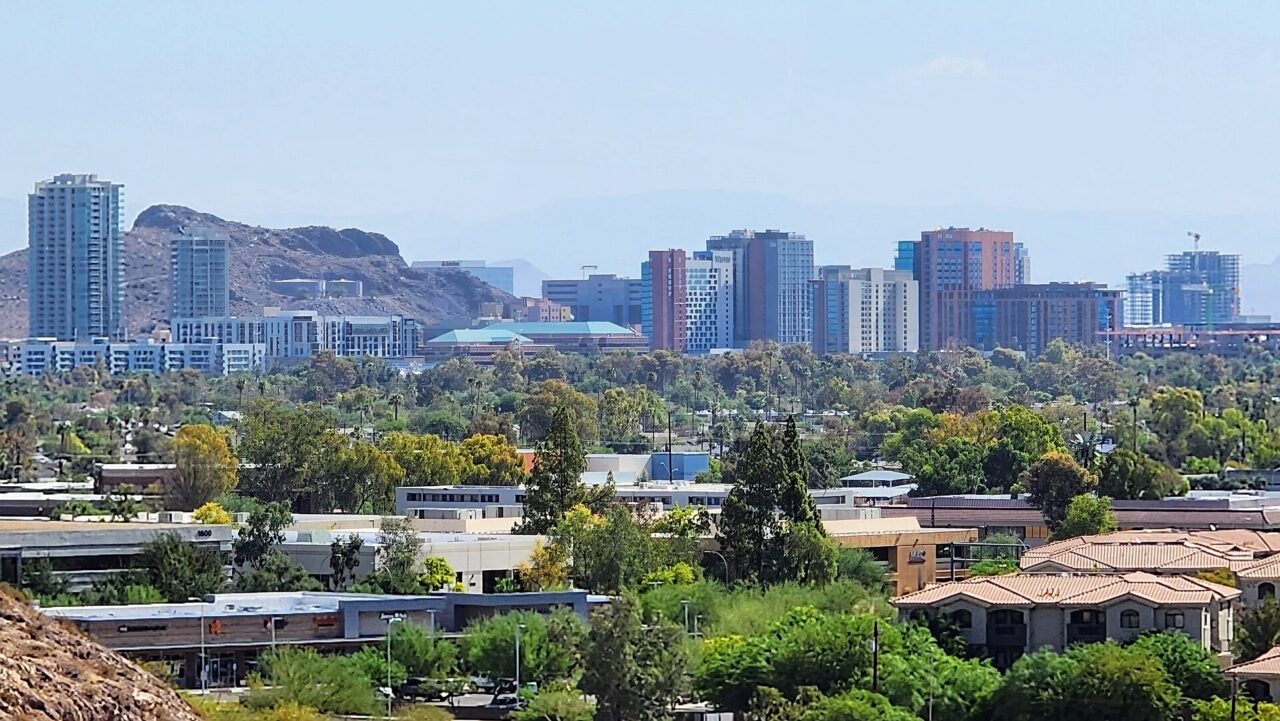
(0, 590), (202, 721)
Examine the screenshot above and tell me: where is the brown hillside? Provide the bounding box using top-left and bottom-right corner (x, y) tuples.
(0, 204), (511, 338)
(0, 589), (202, 720)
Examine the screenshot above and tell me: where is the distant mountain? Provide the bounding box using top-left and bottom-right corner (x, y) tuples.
(1241, 257), (1280, 320)
(0, 205), (511, 338)
(493, 258), (551, 298)
(385, 190), (1280, 316)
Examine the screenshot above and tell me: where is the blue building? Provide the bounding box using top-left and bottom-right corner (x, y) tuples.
(28, 174), (125, 340)
(170, 227), (230, 319)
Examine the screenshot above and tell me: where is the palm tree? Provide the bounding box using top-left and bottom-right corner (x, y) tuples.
(234, 377), (247, 408)
(388, 392), (405, 421)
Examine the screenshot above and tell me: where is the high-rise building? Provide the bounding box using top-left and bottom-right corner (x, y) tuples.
(1125, 249), (1241, 327)
(915, 227), (1018, 351)
(640, 250), (735, 353)
(1014, 242), (1031, 284)
(1163, 250), (1240, 325)
(170, 227), (230, 320)
(972, 282), (1123, 356)
(685, 251), (735, 353)
(27, 174), (125, 340)
(641, 250), (687, 351)
(893, 241), (917, 275)
(1125, 271), (1163, 326)
(541, 274), (644, 329)
(411, 260), (515, 295)
(706, 229), (814, 347)
(812, 266), (918, 355)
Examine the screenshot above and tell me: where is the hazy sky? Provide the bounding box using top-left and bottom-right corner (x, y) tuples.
(2, 2), (1279, 271)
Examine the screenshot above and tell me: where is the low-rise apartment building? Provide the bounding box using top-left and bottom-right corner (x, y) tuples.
(893, 572), (1239, 669)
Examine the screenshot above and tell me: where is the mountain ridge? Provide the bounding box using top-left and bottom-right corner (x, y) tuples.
(0, 205), (510, 338)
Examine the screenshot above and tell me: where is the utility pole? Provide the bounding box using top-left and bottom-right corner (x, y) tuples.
(871, 620), (880, 693)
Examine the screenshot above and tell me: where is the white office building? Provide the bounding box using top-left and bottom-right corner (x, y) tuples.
(685, 251), (735, 353)
(3, 339), (266, 377)
(812, 266), (919, 354)
(171, 308), (418, 360)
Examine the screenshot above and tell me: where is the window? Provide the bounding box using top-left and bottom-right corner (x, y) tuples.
(990, 610), (1023, 626)
(1261, 583), (1276, 601)
(948, 609), (973, 629)
(1120, 610), (1140, 629)
(1164, 611), (1185, 629)
(1070, 610), (1104, 625)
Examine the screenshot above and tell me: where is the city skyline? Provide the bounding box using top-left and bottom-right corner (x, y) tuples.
(3, 4), (1280, 306)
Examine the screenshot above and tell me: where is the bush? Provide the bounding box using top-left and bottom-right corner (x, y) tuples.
(246, 647), (379, 716)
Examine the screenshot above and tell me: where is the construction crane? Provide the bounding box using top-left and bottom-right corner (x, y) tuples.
(1188, 231), (1201, 252)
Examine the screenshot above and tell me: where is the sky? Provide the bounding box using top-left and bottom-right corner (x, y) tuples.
(2, 2), (1280, 296)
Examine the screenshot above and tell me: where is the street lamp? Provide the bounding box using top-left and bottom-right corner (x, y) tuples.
(187, 597), (207, 692)
(515, 622), (527, 690)
(383, 613), (406, 718)
(268, 616), (283, 650)
(703, 549), (731, 583)
(681, 600), (691, 636)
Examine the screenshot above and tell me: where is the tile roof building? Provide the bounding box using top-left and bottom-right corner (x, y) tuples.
(1227, 647), (1280, 702)
(893, 571), (1238, 669)
(1019, 529), (1280, 606)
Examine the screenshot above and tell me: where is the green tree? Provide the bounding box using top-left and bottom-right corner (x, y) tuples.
(983, 406), (1068, 490)
(779, 416), (820, 526)
(519, 407), (593, 534)
(1022, 451), (1098, 529)
(355, 516), (428, 594)
(168, 424), (238, 510)
(517, 379), (598, 442)
(779, 523), (838, 586)
(420, 556), (455, 591)
(248, 647), (379, 716)
(903, 436), (988, 496)
(512, 691), (596, 721)
(380, 431), (473, 487)
(692, 635), (773, 714)
(233, 502), (320, 592)
(140, 532), (225, 601)
(314, 439), (405, 514)
(464, 609), (586, 685)
(390, 621), (459, 679)
(1097, 448), (1188, 500)
(581, 597), (688, 721)
(1129, 631), (1227, 701)
(987, 642), (1181, 721)
(1049, 494), (1118, 541)
(718, 423), (784, 582)
(800, 690), (918, 721)
(1238, 597), (1280, 662)
(327, 534), (364, 591)
(237, 400), (332, 504)
(459, 433), (527, 485)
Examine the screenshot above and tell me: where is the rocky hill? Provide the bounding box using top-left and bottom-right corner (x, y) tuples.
(0, 205), (512, 338)
(0, 588), (202, 720)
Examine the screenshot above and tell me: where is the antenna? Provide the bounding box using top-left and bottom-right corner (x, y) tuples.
(1187, 231), (1201, 252)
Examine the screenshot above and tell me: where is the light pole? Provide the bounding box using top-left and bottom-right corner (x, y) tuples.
(268, 616), (283, 650)
(681, 600), (691, 636)
(871, 620), (881, 693)
(703, 549), (731, 583)
(187, 597), (207, 692)
(515, 622), (526, 690)
(383, 613), (405, 718)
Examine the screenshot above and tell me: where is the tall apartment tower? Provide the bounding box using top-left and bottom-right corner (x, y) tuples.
(170, 227), (231, 320)
(28, 174), (125, 340)
(706, 229), (814, 347)
(915, 227), (1018, 351)
(641, 250), (688, 351)
(812, 266), (919, 354)
(685, 251), (735, 353)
